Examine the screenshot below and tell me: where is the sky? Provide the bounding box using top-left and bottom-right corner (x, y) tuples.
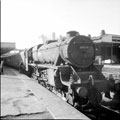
(1, 0), (120, 49)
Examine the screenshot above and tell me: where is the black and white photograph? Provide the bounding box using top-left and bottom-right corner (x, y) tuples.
(1, 0), (120, 119)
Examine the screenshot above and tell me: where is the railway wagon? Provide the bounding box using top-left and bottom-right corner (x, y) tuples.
(4, 51), (23, 69)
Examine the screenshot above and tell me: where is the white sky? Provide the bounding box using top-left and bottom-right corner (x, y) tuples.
(1, 0), (120, 49)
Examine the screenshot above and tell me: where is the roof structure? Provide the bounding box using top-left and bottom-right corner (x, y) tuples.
(92, 33), (120, 44)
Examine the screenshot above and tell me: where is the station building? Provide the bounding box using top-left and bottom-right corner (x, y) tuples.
(92, 30), (120, 65)
(92, 30), (120, 80)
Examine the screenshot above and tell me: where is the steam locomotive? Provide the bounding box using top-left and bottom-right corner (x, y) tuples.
(5, 31), (116, 108)
(17, 31), (115, 108)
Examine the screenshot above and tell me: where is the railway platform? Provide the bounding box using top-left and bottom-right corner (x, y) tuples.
(1, 66), (90, 119)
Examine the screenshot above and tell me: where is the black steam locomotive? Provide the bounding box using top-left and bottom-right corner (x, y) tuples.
(18, 31), (115, 108)
(5, 31), (117, 109)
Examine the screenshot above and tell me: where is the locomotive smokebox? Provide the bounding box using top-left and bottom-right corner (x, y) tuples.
(60, 35), (95, 68)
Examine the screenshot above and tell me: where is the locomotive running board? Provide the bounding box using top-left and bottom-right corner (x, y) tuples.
(28, 63), (74, 71)
(28, 63), (59, 69)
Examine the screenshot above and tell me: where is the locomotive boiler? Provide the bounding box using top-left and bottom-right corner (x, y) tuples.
(19, 31), (114, 108)
(30, 33), (95, 68)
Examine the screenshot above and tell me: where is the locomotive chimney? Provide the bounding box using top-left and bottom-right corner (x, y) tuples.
(88, 34), (91, 39)
(100, 30), (106, 36)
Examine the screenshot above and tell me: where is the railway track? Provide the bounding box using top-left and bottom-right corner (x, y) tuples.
(76, 104), (120, 120)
